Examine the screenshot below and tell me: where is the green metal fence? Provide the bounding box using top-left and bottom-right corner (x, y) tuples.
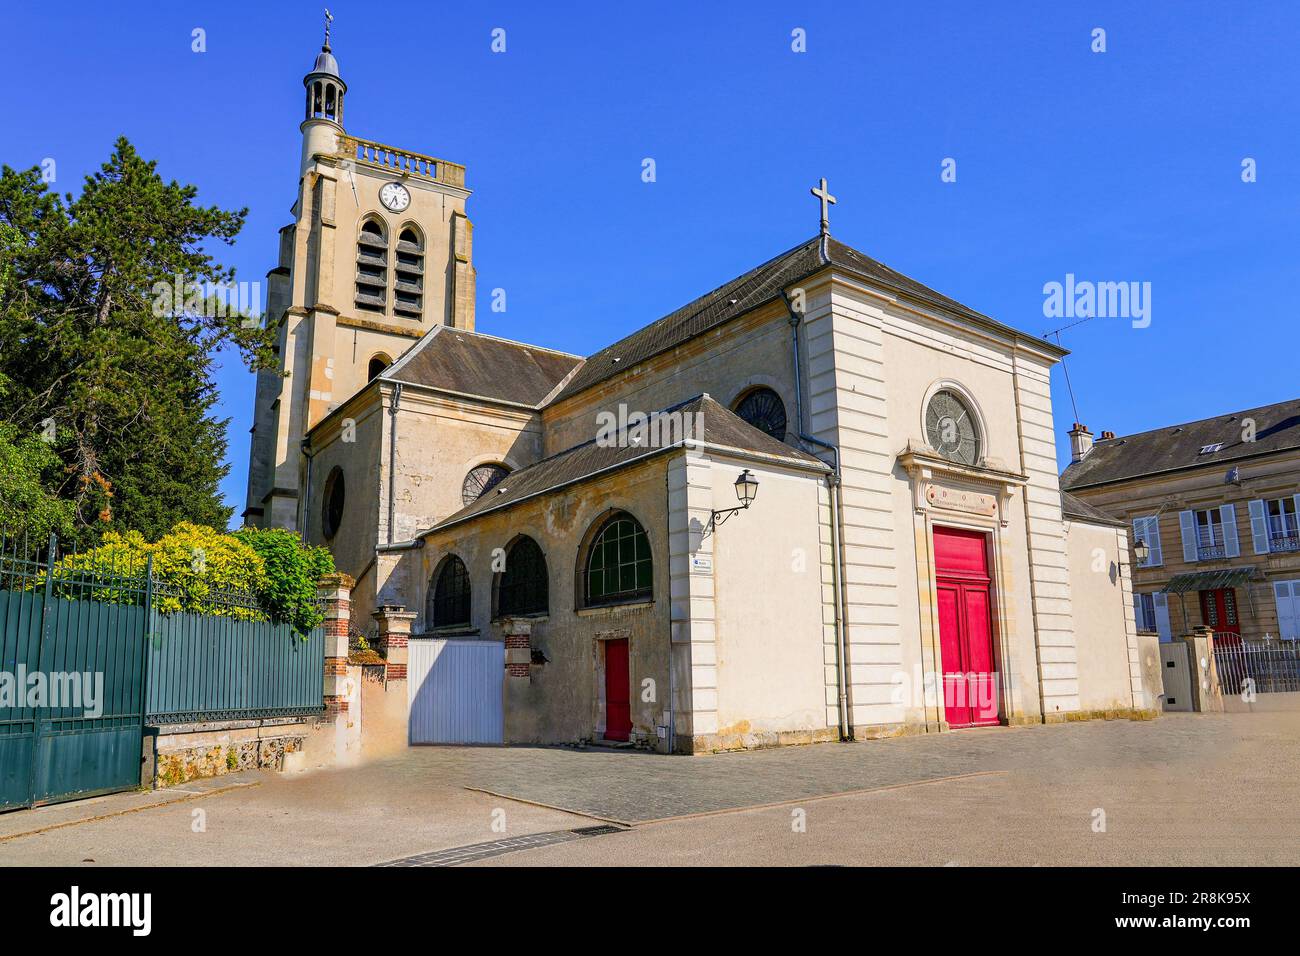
(1, 532), (324, 811)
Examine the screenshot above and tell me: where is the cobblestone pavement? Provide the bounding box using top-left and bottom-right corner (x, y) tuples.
(383, 712), (1259, 824)
(1, 710), (1295, 866)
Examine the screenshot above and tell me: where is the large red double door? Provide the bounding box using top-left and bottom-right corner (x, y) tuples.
(933, 527), (1000, 727)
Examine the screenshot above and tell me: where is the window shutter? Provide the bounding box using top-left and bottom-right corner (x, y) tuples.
(1275, 581), (1297, 641)
(1147, 517), (1163, 566)
(1153, 592), (1172, 642)
(1179, 510), (1198, 563)
(1249, 499), (1270, 554)
(1294, 494), (1300, 534)
(1220, 503), (1240, 558)
(1132, 594), (1145, 630)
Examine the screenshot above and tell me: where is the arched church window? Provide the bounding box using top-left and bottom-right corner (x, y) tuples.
(323, 83), (337, 122)
(462, 463), (510, 506)
(734, 387), (788, 442)
(925, 388), (981, 466)
(428, 555), (471, 628)
(368, 354), (392, 381)
(322, 467), (346, 540)
(393, 226), (424, 320)
(355, 219), (388, 314)
(582, 512), (652, 607)
(495, 536), (549, 617)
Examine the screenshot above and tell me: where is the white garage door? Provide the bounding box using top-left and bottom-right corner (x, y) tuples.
(408, 639), (504, 744)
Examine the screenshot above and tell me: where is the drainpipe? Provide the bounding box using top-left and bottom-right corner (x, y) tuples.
(387, 381), (403, 545)
(782, 288), (852, 741)
(300, 439), (316, 537)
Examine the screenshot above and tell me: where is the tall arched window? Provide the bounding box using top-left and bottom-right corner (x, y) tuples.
(322, 467), (345, 540)
(355, 219), (388, 314)
(427, 555), (471, 628)
(393, 226), (424, 320)
(462, 463), (510, 506)
(582, 512), (652, 607)
(495, 536), (548, 617)
(734, 387), (788, 441)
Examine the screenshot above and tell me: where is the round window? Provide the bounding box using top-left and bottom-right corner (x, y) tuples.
(925, 389), (980, 465)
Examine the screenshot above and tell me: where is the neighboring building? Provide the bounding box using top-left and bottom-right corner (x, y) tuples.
(245, 28), (1152, 753)
(1060, 400), (1300, 647)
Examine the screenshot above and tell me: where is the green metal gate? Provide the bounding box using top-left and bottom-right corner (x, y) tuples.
(0, 537), (151, 811)
(1, 533), (325, 812)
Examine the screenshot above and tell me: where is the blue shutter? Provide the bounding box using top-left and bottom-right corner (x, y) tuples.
(1179, 510), (1198, 563)
(1220, 504), (1240, 558)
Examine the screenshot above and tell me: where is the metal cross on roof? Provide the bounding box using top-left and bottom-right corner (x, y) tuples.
(811, 177), (836, 234)
(324, 8), (334, 50)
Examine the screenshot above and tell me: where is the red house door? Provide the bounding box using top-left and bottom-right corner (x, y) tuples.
(604, 639), (632, 741)
(933, 527), (999, 727)
(1199, 588), (1241, 646)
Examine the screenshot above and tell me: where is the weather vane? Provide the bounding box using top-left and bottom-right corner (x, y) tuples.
(323, 8), (334, 50)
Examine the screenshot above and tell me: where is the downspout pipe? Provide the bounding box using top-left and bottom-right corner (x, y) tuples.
(781, 288), (852, 741)
(300, 439), (316, 537)
(387, 381), (403, 545)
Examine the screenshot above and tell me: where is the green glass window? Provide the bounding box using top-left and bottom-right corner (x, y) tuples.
(584, 513), (652, 606)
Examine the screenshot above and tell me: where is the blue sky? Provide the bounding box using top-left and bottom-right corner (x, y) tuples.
(3, 1), (1297, 523)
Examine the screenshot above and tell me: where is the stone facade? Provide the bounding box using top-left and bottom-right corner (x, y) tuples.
(243, 33), (1149, 754)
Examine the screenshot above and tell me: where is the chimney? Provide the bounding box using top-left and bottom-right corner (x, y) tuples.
(1100, 430), (1116, 440)
(1068, 422), (1093, 462)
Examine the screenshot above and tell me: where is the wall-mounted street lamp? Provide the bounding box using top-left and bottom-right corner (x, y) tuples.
(702, 469), (759, 539)
(1133, 538), (1150, 565)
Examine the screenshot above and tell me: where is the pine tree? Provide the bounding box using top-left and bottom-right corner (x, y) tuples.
(0, 138), (276, 545)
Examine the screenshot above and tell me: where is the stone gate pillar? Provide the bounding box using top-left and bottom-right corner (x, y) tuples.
(373, 606), (416, 682)
(318, 572), (355, 717)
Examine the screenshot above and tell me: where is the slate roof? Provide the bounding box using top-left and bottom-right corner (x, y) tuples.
(551, 234), (1065, 404)
(382, 326), (582, 407)
(425, 394), (828, 533)
(1060, 397), (1300, 491)
(1060, 491), (1125, 527)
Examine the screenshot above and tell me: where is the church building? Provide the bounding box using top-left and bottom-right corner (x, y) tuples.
(244, 30), (1157, 753)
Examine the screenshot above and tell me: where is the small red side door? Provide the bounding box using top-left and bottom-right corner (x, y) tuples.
(604, 639), (631, 741)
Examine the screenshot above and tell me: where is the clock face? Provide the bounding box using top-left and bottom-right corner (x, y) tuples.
(925, 390), (980, 465)
(379, 182), (411, 212)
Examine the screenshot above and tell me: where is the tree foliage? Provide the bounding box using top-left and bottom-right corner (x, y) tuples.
(0, 421), (76, 541)
(0, 138), (277, 544)
(50, 522), (333, 634)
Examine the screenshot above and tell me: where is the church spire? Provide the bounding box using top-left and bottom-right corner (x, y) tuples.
(304, 9), (346, 127)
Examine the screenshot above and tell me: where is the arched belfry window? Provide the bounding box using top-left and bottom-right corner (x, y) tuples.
(323, 83), (338, 122)
(495, 536), (549, 617)
(582, 512), (652, 607)
(355, 219), (387, 314)
(428, 555), (471, 628)
(734, 387), (788, 442)
(393, 226), (424, 320)
(368, 354), (392, 381)
(322, 467), (345, 540)
(462, 463), (510, 506)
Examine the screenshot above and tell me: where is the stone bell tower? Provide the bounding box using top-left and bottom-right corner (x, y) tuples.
(243, 17), (477, 530)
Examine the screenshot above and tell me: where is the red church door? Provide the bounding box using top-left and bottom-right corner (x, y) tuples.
(933, 527), (999, 727)
(604, 639), (632, 741)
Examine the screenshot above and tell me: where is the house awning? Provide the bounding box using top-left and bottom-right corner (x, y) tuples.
(1161, 567), (1256, 594)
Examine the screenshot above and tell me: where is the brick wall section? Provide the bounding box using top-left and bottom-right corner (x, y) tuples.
(318, 572), (355, 714)
(502, 618), (533, 679)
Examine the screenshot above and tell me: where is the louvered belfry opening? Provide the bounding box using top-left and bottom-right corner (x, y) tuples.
(355, 219), (388, 313)
(393, 226), (424, 319)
